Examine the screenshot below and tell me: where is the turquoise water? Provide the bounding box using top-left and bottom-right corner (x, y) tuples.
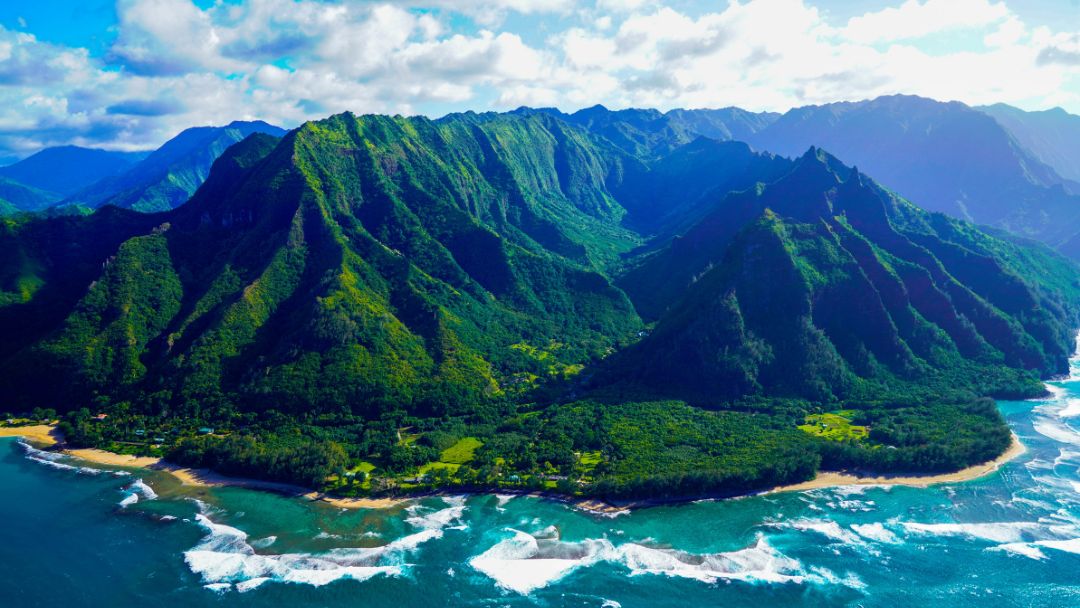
(6, 372), (1080, 606)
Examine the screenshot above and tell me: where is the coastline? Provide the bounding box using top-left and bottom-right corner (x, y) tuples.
(63, 446), (407, 510)
(0, 424), (62, 446)
(765, 432), (1027, 495)
(570, 433), (1028, 514)
(0, 425), (1027, 514)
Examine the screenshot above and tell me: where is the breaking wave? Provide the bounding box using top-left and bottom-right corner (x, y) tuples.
(184, 496), (467, 592)
(900, 521), (1042, 544)
(469, 527), (860, 595)
(17, 440), (129, 477)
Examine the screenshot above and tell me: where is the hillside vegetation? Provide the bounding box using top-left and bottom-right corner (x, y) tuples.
(1, 108), (1077, 500)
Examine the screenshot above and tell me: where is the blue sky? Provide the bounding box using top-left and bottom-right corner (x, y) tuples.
(0, 0), (1077, 159)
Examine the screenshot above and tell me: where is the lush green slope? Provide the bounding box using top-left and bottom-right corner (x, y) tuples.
(2, 110), (1078, 501)
(63, 121), (286, 212)
(0, 176), (62, 214)
(608, 148), (1078, 404)
(0, 114), (643, 420)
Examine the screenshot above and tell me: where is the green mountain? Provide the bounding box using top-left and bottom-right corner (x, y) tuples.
(664, 107), (780, 141)
(63, 121), (286, 213)
(0, 114), (642, 416)
(1, 110), (1077, 500)
(608, 148), (1077, 406)
(523, 105), (779, 160)
(0, 176), (61, 214)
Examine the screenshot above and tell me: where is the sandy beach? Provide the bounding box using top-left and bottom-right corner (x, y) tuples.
(3, 423), (1027, 513)
(305, 494), (407, 509)
(65, 448), (160, 468)
(571, 433), (1028, 514)
(0, 424), (62, 447)
(766, 432), (1027, 494)
(62, 445), (407, 509)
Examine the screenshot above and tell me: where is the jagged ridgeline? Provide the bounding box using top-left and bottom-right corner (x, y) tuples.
(608, 148), (1080, 406)
(1, 108), (1079, 497)
(0, 112), (649, 416)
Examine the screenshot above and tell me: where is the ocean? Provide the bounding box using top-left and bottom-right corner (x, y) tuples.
(4, 367), (1080, 607)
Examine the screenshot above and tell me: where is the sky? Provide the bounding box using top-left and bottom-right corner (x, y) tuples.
(0, 0), (1077, 160)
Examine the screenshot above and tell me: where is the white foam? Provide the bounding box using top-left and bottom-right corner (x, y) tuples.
(616, 536), (809, 585)
(250, 536), (277, 549)
(1054, 448), (1080, 467)
(1044, 384), (1069, 401)
(183, 496), (466, 593)
(127, 479), (157, 500)
(1060, 399), (1080, 418)
(17, 440), (129, 477)
(901, 521), (1040, 544)
(989, 537), (1080, 560)
(851, 523), (901, 544)
(1032, 417), (1080, 446)
(184, 513), (406, 591)
(235, 577), (270, 593)
(789, 520), (862, 545)
(470, 529), (608, 594)
(405, 496), (467, 532)
(468, 529), (853, 595)
(1036, 537), (1080, 555)
(991, 542), (1048, 560)
(118, 493), (139, 508)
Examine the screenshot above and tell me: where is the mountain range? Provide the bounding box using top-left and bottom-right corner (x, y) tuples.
(0, 121), (285, 215)
(7, 96), (1080, 260)
(1, 101), (1078, 499)
(979, 103), (1080, 185)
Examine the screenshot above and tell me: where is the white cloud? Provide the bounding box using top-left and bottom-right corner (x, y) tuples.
(0, 0), (1077, 159)
(984, 15), (1025, 48)
(596, 0), (652, 12)
(843, 0), (1009, 44)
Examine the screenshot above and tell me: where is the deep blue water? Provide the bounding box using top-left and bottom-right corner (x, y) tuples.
(5, 366), (1080, 607)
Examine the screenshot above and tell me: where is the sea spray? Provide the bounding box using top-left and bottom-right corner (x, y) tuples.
(468, 527), (853, 595)
(182, 496), (469, 592)
(17, 439), (129, 477)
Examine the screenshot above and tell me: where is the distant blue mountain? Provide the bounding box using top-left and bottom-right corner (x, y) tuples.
(0, 146), (145, 198)
(64, 120), (286, 212)
(0, 176), (59, 213)
(515, 104), (778, 159)
(979, 103), (1080, 186)
(741, 95), (1080, 253)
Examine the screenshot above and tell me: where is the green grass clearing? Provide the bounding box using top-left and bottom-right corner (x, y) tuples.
(440, 437), (482, 464)
(577, 450), (603, 471)
(418, 461), (460, 475)
(798, 411), (868, 442)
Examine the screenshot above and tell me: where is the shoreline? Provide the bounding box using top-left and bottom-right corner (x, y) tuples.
(570, 433), (1028, 514)
(763, 432), (1026, 495)
(63, 447), (407, 510)
(0, 424), (62, 447)
(0, 425), (1027, 514)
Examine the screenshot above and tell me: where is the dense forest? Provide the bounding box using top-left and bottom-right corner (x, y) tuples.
(0, 107), (1076, 499)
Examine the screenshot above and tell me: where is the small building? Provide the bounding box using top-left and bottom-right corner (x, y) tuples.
(93, 413), (108, 421)
(134, 429), (146, 436)
(198, 427), (214, 435)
